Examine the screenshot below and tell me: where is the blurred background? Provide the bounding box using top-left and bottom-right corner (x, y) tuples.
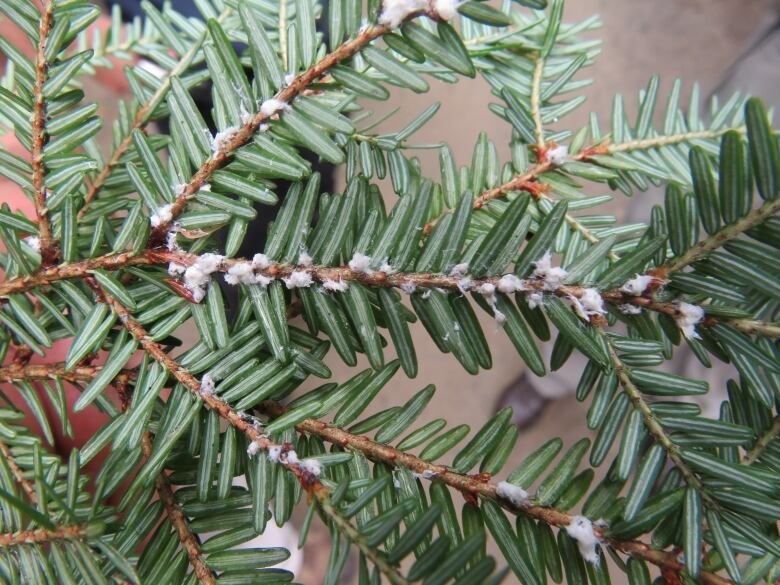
(1, 0), (779, 582)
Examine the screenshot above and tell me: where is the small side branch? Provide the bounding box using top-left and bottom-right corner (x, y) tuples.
(0, 362), (135, 385)
(0, 524), (89, 547)
(743, 417), (780, 465)
(661, 196), (780, 274)
(317, 495), (409, 585)
(31, 1), (56, 263)
(604, 337), (712, 503)
(151, 22), (394, 238)
(141, 434), (217, 585)
(80, 7), (234, 215)
(261, 401), (731, 585)
(0, 438), (37, 504)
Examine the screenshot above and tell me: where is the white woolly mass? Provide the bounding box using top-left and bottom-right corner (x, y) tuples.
(476, 282), (496, 299)
(284, 73), (296, 87)
(224, 262), (256, 285)
(533, 252), (569, 290)
(433, 0), (460, 20)
(323, 278), (349, 292)
(283, 270), (314, 289)
(676, 301), (705, 340)
(258, 123), (270, 133)
(457, 277), (472, 293)
(196, 253), (225, 274)
(527, 292), (544, 309)
(378, 0), (428, 28)
(298, 251), (313, 267)
(494, 308), (507, 326)
(150, 203), (173, 227)
(173, 184), (187, 197)
(547, 144), (570, 166)
(498, 274), (526, 294)
(252, 253), (271, 270)
(449, 262), (469, 278)
(300, 458), (323, 477)
(412, 469), (438, 480)
(566, 516), (600, 566)
(165, 227), (180, 251)
(284, 450), (300, 465)
(212, 126), (240, 153)
(496, 481), (528, 507)
(401, 281), (417, 295)
(348, 252), (373, 273)
(23, 236), (40, 251)
(168, 262), (186, 275)
(619, 303), (642, 315)
(247, 441), (262, 457)
(200, 373), (216, 396)
(268, 446), (282, 463)
(379, 261), (394, 274)
(183, 253), (225, 303)
(620, 274), (655, 295)
(260, 98), (288, 117)
(575, 288), (605, 319)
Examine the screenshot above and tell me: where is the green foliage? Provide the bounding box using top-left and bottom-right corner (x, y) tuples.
(0, 0), (779, 583)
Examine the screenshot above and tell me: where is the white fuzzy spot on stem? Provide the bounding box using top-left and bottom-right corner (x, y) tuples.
(620, 274), (655, 295)
(533, 251), (569, 290)
(150, 204), (173, 228)
(496, 481), (528, 507)
(378, 0), (428, 28)
(212, 126), (240, 154)
(323, 278), (349, 292)
(675, 301), (704, 340)
(547, 145), (570, 166)
(260, 98), (288, 117)
(283, 271), (313, 289)
(348, 252), (373, 273)
(432, 0), (460, 20)
(566, 516), (600, 566)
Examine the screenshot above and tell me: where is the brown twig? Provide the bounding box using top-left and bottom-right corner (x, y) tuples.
(79, 7), (234, 216)
(31, 1), (56, 264)
(660, 196), (780, 274)
(140, 434), (217, 585)
(0, 438), (37, 505)
(150, 21), (401, 239)
(98, 287), (409, 582)
(0, 524), (89, 547)
(2, 248), (777, 338)
(743, 417), (780, 465)
(422, 145), (608, 235)
(0, 362), (136, 385)
(260, 401), (731, 585)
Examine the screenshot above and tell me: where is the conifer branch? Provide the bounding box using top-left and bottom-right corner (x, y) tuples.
(141, 433), (217, 585)
(0, 362), (135, 385)
(604, 337), (712, 503)
(80, 7), (234, 215)
(660, 196), (780, 274)
(31, 1), (56, 264)
(0, 524), (91, 547)
(316, 495), (410, 584)
(2, 249), (777, 337)
(743, 417), (780, 465)
(0, 438), (38, 505)
(607, 127), (745, 154)
(261, 401), (731, 585)
(151, 21), (403, 237)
